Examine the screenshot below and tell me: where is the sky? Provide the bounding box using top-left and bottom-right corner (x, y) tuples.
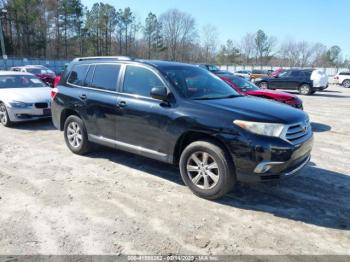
(82, 0), (350, 58)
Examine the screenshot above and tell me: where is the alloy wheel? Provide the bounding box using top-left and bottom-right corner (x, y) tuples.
(300, 85), (310, 95)
(67, 121), (83, 148)
(260, 82), (268, 89)
(343, 80), (350, 88)
(186, 151), (220, 190)
(0, 104), (8, 125)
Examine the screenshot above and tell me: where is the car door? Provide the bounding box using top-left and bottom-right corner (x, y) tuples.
(269, 71), (292, 89)
(81, 63), (122, 141)
(114, 64), (174, 162)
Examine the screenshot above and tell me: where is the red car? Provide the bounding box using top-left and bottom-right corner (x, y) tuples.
(10, 66), (56, 87)
(218, 74), (303, 109)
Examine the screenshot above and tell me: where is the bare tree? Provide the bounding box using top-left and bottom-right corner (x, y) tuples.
(239, 33), (255, 64)
(159, 9), (197, 61)
(201, 24), (218, 63)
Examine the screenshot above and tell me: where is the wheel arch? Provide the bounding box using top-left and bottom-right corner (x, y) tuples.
(342, 79), (350, 86)
(172, 131), (232, 165)
(60, 108), (82, 131)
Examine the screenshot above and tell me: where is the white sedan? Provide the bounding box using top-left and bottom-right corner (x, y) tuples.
(0, 71), (52, 127)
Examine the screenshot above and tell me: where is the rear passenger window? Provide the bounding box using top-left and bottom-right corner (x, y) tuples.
(68, 65), (89, 86)
(290, 71), (303, 77)
(90, 64), (120, 91)
(123, 66), (164, 97)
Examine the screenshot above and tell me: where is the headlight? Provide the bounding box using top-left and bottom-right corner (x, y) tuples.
(9, 101), (33, 108)
(233, 120), (285, 137)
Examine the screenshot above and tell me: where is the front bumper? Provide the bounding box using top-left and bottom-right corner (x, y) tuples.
(219, 130), (313, 183)
(7, 107), (51, 122)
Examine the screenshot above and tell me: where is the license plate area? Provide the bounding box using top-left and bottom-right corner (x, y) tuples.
(43, 109), (51, 115)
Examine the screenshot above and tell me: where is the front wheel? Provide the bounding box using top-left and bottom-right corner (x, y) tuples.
(64, 115), (91, 155)
(179, 140), (236, 200)
(342, 80), (350, 88)
(299, 84), (312, 95)
(259, 82), (268, 89)
(0, 103), (12, 127)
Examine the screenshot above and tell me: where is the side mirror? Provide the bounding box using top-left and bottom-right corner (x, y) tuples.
(150, 86), (168, 101)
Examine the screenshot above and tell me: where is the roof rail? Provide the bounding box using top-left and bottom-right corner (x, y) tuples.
(73, 56), (133, 62)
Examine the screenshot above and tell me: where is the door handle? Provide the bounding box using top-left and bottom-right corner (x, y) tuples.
(79, 94), (87, 100)
(117, 101), (127, 108)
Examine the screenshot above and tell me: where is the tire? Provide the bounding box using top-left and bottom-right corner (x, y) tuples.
(259, 82), (268, 89)
(64, 115), (91, 155)
(179, 140), (236, 200)
(0, 103), (12, 127)
(299, 84), (312, 95)
(342, 80), (350, 88)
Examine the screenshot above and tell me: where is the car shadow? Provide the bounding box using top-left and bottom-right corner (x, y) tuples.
(88, 148), (350, 230)
(311, 93), (350, 98)
(311, 122), (331, 132)
(9, 119), (56, 131)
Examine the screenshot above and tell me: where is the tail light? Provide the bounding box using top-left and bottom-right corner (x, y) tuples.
(53, 76), (61, 88)
(334, 76), (339, 80)
(51, 88), (58, 99)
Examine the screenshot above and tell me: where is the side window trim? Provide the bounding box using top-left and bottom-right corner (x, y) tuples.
(120, 64), (169, 99)
(89, 62), (121, 92)
(66, 64), (89, 87)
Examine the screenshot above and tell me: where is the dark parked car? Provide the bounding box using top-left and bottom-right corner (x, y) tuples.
(197, 64), (233, 75)
(52, 57), (313, 199)
(255, 69), (328, 95)
(218, 74), (303, 109)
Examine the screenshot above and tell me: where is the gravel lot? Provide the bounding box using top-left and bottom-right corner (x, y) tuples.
(0, 85), (349, 255)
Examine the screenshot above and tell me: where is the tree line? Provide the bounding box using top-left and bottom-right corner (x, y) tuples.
(0, 0), (348, 68)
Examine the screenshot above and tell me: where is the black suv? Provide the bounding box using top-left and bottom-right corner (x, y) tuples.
(255, 69), (328, 95)
(52, 57), (313, 199)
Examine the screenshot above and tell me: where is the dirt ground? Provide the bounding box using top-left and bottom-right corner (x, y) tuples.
(0, 85), (349, 255)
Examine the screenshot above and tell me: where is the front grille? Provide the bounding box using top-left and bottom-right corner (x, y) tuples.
(35, 103), (48, 109)
(285, 121), (310, 143)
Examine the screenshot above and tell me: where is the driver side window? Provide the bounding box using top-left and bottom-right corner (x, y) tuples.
(123, 65), (165, 97)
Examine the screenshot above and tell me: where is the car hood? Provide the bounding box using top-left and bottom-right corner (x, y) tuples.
(245, 89), (297, 100)
(0, 87), (51, 103)
(195, 96), (306, 124)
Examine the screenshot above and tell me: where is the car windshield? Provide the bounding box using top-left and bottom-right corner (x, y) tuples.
(0, 75), (47, 89)
(26, 68), (49, 75)
(162, 66), (240, 100)
(227, 76), (259, 91)
(207, 65), (220, 72)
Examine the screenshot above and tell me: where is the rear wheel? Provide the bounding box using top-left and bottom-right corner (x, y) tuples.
(0, 103), (12, 127)
(342, 80), (350, 88)
(64, 115), (91, 155)
(179, 140), (236, 200)
(299, 84), (312, 95)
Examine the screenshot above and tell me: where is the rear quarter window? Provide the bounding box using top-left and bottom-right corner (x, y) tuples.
(67, 64), (89, 86)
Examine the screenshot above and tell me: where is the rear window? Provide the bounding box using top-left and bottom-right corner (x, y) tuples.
(340, 72), (350, 76)
(67, 65), (89, 86)
(90, 64), (120, 91)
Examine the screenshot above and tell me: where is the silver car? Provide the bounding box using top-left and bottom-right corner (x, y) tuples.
(0, 71), (51, 127)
